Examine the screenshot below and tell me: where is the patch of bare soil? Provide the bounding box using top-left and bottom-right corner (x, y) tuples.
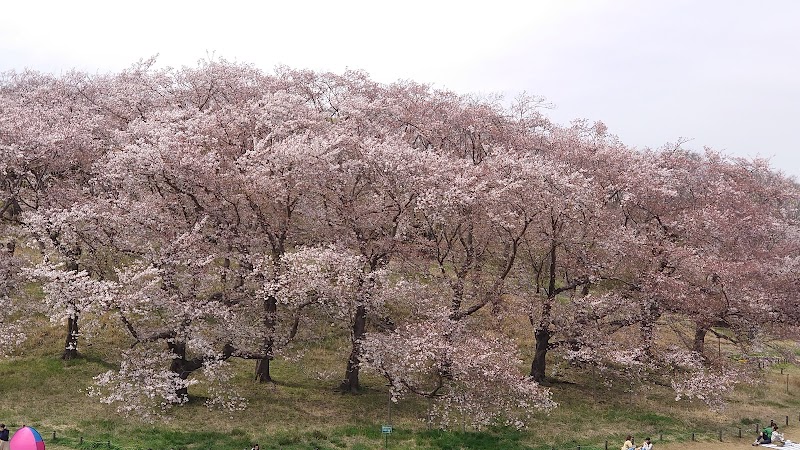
(652, 440), (761, 450)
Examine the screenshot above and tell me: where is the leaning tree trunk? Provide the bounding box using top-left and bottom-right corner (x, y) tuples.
(339, 303), (367, 393)
(255, 294), (277, 382)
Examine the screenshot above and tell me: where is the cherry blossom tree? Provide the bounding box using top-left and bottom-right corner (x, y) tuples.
(500, 122), (633, 383)
(616, 147), (798, 357)
(309, 135), (435, 392)
(0, 67), (116, 358)
(360, 280), (555, 429)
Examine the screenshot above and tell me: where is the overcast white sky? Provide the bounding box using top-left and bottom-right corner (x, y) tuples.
(2, 0), (798, 179)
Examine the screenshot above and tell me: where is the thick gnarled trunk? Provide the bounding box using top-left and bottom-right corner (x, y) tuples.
(254, 358), (272, 383)
(168, 340), (203, 402)
(530, 326), (551, 383)
(168, 342), (191, 402)
(339, 303), (367, 393)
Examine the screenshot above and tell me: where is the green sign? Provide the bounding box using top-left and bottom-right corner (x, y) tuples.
(381, 425), (393, 434)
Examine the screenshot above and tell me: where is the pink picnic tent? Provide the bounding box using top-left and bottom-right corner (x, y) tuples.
(9, 426), (45, 450)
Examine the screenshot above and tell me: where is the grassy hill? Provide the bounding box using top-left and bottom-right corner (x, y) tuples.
(0, 321), (798, 450)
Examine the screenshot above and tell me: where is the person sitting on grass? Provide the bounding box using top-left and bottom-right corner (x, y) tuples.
(639, 437), (653, 450)
(753, 423), (774, 446)
(622, 435), (635, 450)
(771, 426), (785, 447)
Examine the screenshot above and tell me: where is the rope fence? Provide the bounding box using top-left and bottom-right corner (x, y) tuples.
(530, 411), (800, 450)
(34, 413), (800, 450)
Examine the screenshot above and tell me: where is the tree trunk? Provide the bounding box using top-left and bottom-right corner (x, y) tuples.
(169, 342), (189, 402)
(254, 358), (272, 383)
(530, 236), (558, 383)
(255, 294), (277, 383)
(174, 380), (189, 401)
(62, 258), (80, 360)
(693, 323), (708, 357)
(168, 340), (199, 403)
(61, 315), (79, 360)
(339, 303), (367, 393)
(639, 297), (659, 357)
(530, 326), (551, 382)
